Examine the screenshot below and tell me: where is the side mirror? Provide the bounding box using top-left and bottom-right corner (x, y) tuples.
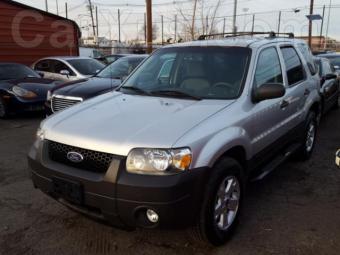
(60, 70), (70, 77)
(324, 73), (337, 80)
(37, 71), (44, 78)
(253, 83), (286, 103)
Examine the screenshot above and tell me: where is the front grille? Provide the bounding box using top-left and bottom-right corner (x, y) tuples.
(51, 96), (82, 112)
(48, 140), (115, 173)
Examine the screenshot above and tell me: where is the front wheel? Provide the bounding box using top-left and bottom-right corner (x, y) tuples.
(192, 157), (244, 246)
(295, 111), (317, 161)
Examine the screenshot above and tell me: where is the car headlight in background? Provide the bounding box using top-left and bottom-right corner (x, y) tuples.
(336, 150), (340, 167)
(36, 128), (45, 141)
(126, 148), (192, 175)
(46, 90), (52, 101)
(12, 86), (37, 99)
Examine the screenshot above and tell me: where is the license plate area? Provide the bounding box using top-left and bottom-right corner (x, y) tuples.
(52, 177), (83, 205)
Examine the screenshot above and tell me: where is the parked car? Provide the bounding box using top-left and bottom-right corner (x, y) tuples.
(28, 33), (321, 246)
(46, 55), (147, 114)
(317, 53), (340, 74)
(314, 57), (340, 114)
(0, 63), (60, 118)
(96, 54), (132, 65)
(336, 150), (340, 167)
(32, 57), (105, 82)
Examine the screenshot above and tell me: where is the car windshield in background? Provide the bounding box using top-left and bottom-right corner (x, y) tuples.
(96, 57), (145, 79)
(121, 47), (251, 100)
(66, 59), (105, 75)
(0, 64), (39, 80)
(327, 56), (340, 68)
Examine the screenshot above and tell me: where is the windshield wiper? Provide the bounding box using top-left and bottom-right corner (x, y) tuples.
(119, 86), (150, 95)
(150, 89), (202, 100)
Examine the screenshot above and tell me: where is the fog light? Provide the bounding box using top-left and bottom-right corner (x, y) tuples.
(146, 209), (159, 223)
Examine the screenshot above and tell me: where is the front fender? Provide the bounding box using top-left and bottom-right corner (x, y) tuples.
(191, 127), (252, 169)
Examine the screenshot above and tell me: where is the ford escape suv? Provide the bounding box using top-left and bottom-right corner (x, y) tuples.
(28, 32), (321, 246)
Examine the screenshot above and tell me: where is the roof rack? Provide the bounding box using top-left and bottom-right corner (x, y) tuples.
(197, 31), (294, 40)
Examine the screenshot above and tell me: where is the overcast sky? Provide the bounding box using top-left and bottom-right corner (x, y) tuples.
(14, 0), (340, 41)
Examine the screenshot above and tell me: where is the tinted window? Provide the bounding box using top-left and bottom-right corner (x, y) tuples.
(97, 57), (145, 79)
(34, 60), (52, 72)
(66, 59), (105, 75)
(254, 47), (283, 88)
(281, 47), (305, 85)
(122, 47), (251, 100)
(0, 64), (39, 80)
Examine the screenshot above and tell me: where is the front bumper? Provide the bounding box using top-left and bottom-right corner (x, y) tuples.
(4, 96), (45, 113)
(28, 141), (209, 229)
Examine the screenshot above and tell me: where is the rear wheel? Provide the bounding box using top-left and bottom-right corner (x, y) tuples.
(0, 97), (8, 119)
(192, 157), (244, 246)
(295, 111), (317, 161)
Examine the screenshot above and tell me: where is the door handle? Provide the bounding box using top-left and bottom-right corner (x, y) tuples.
(280, 100), (289, 109)
(304, 89), (310, 96)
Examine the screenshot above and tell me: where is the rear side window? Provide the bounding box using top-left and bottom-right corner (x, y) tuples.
(281, 47), (305, 86)
(321, 60), (332, 75)
(297, 43), (317, 75)
(35, 60), (52, 72)
(254, 47), (283, 88)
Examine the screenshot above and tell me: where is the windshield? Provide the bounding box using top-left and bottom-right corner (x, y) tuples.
(0, 64), (39, 80)
(67, 59), (105, 75)
(121, 47), (251, 100)
(97, 57), (145, 79)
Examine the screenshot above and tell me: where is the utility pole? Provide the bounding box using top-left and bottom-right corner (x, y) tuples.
(308, 0), (314, 49)
(191, 0), (197, 40)
(118, 9), (121, 43)
(251, 14), (255, 33)
(319, 5), (325, 48)
(174, 14), (177, 42)
(325, 0), (332, 49)
(65, 2), (68, 19)
(45, 0), (48, 12)
(87, 0), (96, 45)
(232, 0), (238, 34)
(223, 18), (226, 34)
(161, 15), (164, 45)
(146, 0), (152, 53)
(96, 6), (99, 44)
(277, 11), (282, 34)
(144, 13), (147, 43)
(56, 0), (59, 15)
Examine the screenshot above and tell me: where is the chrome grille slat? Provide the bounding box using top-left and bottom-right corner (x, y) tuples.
(51, 96), (82, 112)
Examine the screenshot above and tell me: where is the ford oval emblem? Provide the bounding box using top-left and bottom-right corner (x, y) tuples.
(67, 151), (84, 163)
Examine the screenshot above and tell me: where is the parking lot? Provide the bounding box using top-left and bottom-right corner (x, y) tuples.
(0, 109), (339, 255)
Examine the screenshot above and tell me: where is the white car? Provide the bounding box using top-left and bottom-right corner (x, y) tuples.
(32, 56), (105, 82)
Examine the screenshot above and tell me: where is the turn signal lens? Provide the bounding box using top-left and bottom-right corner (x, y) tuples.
(172, 148), (192, 171)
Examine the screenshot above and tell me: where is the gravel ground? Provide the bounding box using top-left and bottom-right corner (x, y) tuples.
(0, 109), (340, 255)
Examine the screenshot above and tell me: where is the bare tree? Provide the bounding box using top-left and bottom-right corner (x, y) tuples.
(176, 0), (224, 41)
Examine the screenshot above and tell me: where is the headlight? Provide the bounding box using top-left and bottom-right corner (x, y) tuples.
(12, 86), (37, 98)
(46, 90), (52, 101)
(36, 128), (45, 141)
(126, 148), (192, 175)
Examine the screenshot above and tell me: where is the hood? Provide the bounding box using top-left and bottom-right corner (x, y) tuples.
(2, 78), (58, 99)
(52, 77), (121, 99)
(43, 92), (234, 156)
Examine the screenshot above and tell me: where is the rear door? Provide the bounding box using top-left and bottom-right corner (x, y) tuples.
(278, 45), (309, 130)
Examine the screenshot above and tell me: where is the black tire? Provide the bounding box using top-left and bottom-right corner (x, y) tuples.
(333, 93), (340, 110)
(295, 111), (317, 161)
(0, 97), (8, 119)
(192, 157), (244, 246)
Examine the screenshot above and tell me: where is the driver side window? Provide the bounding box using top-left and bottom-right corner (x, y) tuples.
(254, 47), (283, 88)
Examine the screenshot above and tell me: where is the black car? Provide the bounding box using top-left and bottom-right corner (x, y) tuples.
(46, 55), (148, 115)
(0, 63), (60, 118)
(317, 53), (340, 74)
(314, 57), (339, 114)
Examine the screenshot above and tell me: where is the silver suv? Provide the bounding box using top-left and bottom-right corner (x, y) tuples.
(28, 33), (321, 246)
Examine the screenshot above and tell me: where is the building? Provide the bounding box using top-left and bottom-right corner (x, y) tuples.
(297, 36), (340, 52)
(0, 0), (80, 66)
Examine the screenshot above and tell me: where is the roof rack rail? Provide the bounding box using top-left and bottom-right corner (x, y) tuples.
(197, 31), (295, 40)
